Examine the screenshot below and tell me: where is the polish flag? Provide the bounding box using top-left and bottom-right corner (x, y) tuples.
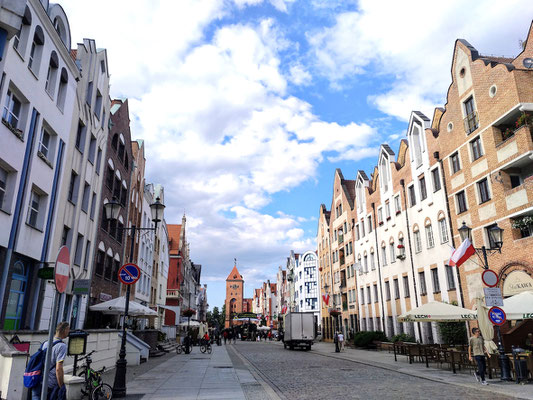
(448, 238), (476, 267)
(322, 294), (330, 306)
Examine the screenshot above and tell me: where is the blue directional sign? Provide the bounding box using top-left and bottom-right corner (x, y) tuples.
(488, 306), (506, 326)
(118, 263), (140, 285)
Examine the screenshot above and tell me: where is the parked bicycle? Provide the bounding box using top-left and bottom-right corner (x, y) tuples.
(176, 343), (191, 354)
(76, 350), (113, 400)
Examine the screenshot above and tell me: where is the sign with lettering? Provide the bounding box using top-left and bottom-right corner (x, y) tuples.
(72, 279), (90, 295)
(502, 270), (533, 296)
(484, 287), (504, 307)
(488, 306), (506, 326)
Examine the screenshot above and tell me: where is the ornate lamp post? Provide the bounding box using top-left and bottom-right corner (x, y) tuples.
(104, 196), (165, 397)
(458, 221), (511, 381)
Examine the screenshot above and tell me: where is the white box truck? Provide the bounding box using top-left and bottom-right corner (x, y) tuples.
(283, 312), (315, 351)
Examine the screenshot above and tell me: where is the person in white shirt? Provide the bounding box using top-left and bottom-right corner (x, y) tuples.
(338, 332), (345, 351)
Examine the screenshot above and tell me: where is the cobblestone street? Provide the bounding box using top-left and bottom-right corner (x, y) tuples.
(230, 341), (516, 400)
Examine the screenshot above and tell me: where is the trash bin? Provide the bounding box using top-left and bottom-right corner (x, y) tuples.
(514, 359), (528, 381)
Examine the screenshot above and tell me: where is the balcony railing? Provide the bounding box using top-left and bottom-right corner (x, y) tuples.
(463, 111), (479, 134)
(166, 289), (180, 298)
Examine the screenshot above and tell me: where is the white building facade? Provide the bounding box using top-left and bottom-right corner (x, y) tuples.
(294, 251), (320, 322)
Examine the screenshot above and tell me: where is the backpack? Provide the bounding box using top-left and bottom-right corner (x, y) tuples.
(23, 340), (62, 388)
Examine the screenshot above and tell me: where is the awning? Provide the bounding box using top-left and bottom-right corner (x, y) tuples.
(89, 296), (157, 317)
(502, 290), (533, 320)
(398, 301), (477, 322)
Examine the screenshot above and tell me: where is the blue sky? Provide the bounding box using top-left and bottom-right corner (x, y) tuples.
(63, 0), (533, 311)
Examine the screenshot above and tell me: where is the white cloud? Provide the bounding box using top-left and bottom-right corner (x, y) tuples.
(288, 64), (312, 86)
(307, 0), (532, 120)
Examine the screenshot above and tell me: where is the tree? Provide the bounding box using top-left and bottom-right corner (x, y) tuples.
(220, 304), (226, 327)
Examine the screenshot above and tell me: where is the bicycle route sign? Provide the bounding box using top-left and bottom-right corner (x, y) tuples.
(488, 306), (506, 326)
(118, 263), (140, 285)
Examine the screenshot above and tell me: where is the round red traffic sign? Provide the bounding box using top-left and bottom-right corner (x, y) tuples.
(482, 269), (499, 288)
(488, 306), (506, 326)
(55, 246), (70, 293)
(118, 263), (140, 285)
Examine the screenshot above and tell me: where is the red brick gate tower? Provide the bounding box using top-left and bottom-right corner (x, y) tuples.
(225, 264), (244, 328)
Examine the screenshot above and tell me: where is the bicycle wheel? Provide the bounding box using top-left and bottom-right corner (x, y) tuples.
(91, 383), (113, 400)
(176, 345), (182, 354)
(200, 345), (206, 353)
(207, 345), (212, 354)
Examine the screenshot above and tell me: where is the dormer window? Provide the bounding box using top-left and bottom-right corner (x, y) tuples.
(380, 156), (389, 193)
(411, 121), (423, 167)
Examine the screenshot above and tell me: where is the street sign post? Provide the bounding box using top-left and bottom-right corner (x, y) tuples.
(118, 263), (140, 285)
(488, 306), (507, 326)
(41, 246), (71, 400)
(484, 287), (504, 307)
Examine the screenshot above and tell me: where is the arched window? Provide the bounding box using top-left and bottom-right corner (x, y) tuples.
(28, 26), (45, 75)
(57, 68), (68, 111)
(45, 51), (59, 97)
(13, 6), (32, 56)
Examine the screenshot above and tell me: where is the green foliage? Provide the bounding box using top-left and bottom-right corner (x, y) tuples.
(219, 304), (226, 327)
(353, 331), (388, 348)
(391, 333), (416, 343)
(438, 321), (468, 345)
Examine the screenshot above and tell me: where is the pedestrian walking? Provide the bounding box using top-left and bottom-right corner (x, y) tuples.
(334, 331), (340, 353)
(338, 331), (345, 351)
(468, 327), (491, 385)
(31, 322), (70, 400)
(223, 330), (228, 344)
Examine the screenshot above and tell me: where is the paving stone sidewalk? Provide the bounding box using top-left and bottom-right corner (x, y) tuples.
(112, 344), (272, 399)
(306, 341), (533, 400)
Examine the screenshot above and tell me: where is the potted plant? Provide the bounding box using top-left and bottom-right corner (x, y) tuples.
(182, 308), (196, 318)
(329, 309), (342, 317)
(502, 127), (515, 141)
(396, 244), (406, 260)
(516, 112), (531, 128)
(511, 216), (533, 231)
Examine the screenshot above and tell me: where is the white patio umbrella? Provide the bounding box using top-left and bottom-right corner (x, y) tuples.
(178, 320), (200, 327)
(398, 301), (477, 322)
(89, 296), (146, 315)
(502, 290), (533, 320)
(476, 297), (498, 353)
(132, 303), (158, 317)
(257, 326), (271, 331)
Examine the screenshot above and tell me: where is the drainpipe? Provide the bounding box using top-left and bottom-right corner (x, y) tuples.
(371, 203), (386, 332)
(0, 109), (39, 322)
(434, 152), (467, 308)
(400, 179), (422, 342)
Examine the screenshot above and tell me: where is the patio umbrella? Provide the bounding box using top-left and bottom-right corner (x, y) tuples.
(398, 301), (477, 322)
(257, 326), (271, 331)
(501, 290), (533, 320)
(476, 297), (498, 353)
(89, 296), (146, 315)
(178, 320), (200, 327)
(131, 303), (158, 317)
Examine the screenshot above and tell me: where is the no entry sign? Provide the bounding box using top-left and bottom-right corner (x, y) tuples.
(118, 263), (140, 285)
(55, 246), (70, 293)
(482, 269), (499, 288)
(488, 306), (506, 326)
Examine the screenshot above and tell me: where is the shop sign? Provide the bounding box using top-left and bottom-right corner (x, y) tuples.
(99, 292), (112, 302)
(502, 270), (533, 296)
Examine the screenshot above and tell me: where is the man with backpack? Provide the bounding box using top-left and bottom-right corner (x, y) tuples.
(28, 322), (70, 400)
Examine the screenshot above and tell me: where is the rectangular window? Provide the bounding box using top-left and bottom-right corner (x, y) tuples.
(419, 271), (427, 295)
(68, 171), (79, 204)
(86, 81), (93, 106)
(456, 190), (467, 214)
(95, 90), (103, 118)
(385, 281), (390, 301)
(385, 202), (391, 219)
(381, 246), (387, 266)
(90, 192), (97, 220)
(419, 176), (427, 201)
(408, 185), (416, 207)
(374, 284), (378, 303)
(83, 240), (91, 270)
(451, 152), (461, 174)
(3, 90), (22, 129)
(74, 234), (84, 266)
(378, 208), (383, 224)
(355, 224), (360, 240)
(106, 166), (114, 190)
(445, 265), (456, 290)
(403, 276), (410, 297)
(0, 166), (7, 210)
(389, 243), (395, 263)
(81, 183), (90, 212)
(361, 219), (365, 237)
(364, 254), (368, 273)
(414, 230), (422, 253)
(370, 253), (375, 270)
(431, 168), (441, 192)
(471, 136), (483, 161)
(477, 178), (491, 203)
(464, 96), (478, 134)
(88, 135), (96, 164)
(426, 225), (435, 249)
(366, 287), (371, 304)
(431, 268), (440, 293)
(95, 148), (102, 175)
(367, 215), (372, 233)
(486, 224), (499, 249)
(27, 190), (41, 228)
(360, 288), (365, 304)
(394, 279), (400, 299)
(39, 127), (51, 158)
(75, 121), (86, 153)
(61, 225), (70, 247)
(394, 195), (401, 213)
(95, 250), (105, 276)
(439, 219), (449, 243)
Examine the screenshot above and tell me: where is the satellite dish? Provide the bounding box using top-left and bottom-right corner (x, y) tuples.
(524, 58), (533, 69)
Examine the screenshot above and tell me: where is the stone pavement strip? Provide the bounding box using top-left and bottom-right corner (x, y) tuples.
(120, 344), (275, 400)
(307, 341), (533, 400)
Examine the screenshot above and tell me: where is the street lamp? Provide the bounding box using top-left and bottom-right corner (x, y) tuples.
(105, 196), (165, 397)
(459, 221), (510, 381)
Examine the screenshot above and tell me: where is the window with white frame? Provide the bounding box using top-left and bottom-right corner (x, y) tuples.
(3, 89), (22, 130)
(431, 268), (440, 293)
(27, 189), (44, 229)
(56, 68), (68, 111)
(74, 233), (84, 265)
(425, 224), (435, 248)
(477, 178), (491, 204)
(470, 136), (483, 161)
(364, 254), (368, 273)
(394, 279), (400, 299)
(414, 230), (422, 253)
(385, 201), (391, 219)
(0, 165), (9, 211)
(403, 276), (410, 297)
(378, 207), (383, 224)
(13, 8), (31, 55)
(445, 265), (456, 290)
(81, 183), (90, 212)
(28, 27), (44, 75)
(419, 271), (427, 295)
(370, 251), (375, 270)
(419, 176), (427, 201)
(394, 195), (401, 213)
(439, 218), (449, 243)
(408, 185), (416, 207)
(431, 168), (441, 192)
(381, 245), (387, 266)
(389, 242), (395, 263)
(45, 52), (58, 97)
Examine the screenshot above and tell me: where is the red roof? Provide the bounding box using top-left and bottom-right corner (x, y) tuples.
(168, 224), (181, 255)
(226, 265), (243, 281)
